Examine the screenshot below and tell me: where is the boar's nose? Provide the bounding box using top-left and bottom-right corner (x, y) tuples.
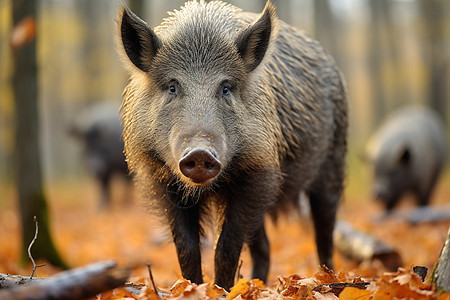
(179, 148), (221, 183)
(374, 186), (388, 201)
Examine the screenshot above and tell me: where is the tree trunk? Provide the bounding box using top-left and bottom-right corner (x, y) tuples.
(420, 0), (449, 125)
(431, 226), (450, 292)
(368, 0), (387, 129)
(12, 0), (67, 269)
(128, 0), (145, 18)
(313, 0), (340, 65)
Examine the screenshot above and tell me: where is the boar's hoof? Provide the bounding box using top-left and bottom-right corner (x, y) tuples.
(179, 148), (221, 183)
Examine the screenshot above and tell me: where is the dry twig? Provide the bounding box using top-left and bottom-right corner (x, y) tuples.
(235, 260), (244, 284)
(28, 216), (46, 279)
(147, 262), (160, 297)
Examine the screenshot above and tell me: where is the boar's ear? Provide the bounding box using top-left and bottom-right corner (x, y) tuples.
(235, 1), (278, 72)
(117, 6), (160, 73)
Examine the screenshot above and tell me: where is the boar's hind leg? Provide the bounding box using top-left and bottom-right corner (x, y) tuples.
(249, 224), (270, 282)
(167, 196), (203, 284)
(309, 184), (340, 270)
(309, 106), (346, 270)
(99, 173), (111, 209)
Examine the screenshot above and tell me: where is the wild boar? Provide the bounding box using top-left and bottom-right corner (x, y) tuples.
(116, 0), (348, 289)
(70, 101), (130, 208)
(366, 106), (447, 211)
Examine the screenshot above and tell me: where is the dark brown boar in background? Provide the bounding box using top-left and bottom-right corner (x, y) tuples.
(116, 0), (348, 290)
(366, 106), (447, 211)
(70, 101), (130, 209)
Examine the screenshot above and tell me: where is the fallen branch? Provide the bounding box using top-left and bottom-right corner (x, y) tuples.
(334, 221), (403, 271)
(0, 274), (45, 289)
(0, 260), (130, 300)
(313, 282), (370, 296)
(377, 205), (450, 224)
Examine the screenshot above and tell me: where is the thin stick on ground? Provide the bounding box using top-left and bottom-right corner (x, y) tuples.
(28, 216), (46, 279)
(147, 262), (159, 297)
(235, 260), (243, 283)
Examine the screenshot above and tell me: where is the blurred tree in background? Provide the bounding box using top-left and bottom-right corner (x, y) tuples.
(128, 0), (145, 16)
(420, 0), (449, 121)
(12, 0), (66, 268)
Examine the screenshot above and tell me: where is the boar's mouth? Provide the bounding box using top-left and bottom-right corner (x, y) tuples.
(178, 148), (221, 184)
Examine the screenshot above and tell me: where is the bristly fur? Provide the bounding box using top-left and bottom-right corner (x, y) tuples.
(118, 0), (283, 211)
(116, 0), (348, 289)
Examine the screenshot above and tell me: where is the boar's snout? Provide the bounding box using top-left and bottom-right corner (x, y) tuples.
(179, 148), (221, 184)
(375, 190), (388, 204)
(373, 184), (388, 201)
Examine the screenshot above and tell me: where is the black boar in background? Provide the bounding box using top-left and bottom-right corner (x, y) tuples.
(70, 101), (130, 209)
(366, 106), (447, 211)
(116, 0), (348, 290)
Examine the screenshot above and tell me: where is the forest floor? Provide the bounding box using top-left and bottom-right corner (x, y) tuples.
(0, 167), (449, 298)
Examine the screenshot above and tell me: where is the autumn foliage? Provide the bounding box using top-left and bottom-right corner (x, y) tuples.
(94, 266), (449, 299)
(0, 176), (449, 299)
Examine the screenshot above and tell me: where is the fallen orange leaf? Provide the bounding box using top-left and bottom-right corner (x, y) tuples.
(373, 268), (436, 300)
(227, 278), (250, 300)
(137, 286), (161, 300)
(206, 284), (227, 298)
(226, 278), (266, 299)
(169, 279), (191, 297)
(339, 287), (373, 300)
(438, 292), (450, 300)
(277, 275), (319, 298)
(315, 266), (340, 284)
(251, 279), (265, 290)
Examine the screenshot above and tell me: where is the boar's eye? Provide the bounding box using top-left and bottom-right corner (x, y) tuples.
(219, 81), (233, 104)
(169, 85), (177, 95)
(167, 80), (179, 97)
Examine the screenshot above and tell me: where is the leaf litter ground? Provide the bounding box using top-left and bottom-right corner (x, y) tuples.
(0, 173), (449, 299)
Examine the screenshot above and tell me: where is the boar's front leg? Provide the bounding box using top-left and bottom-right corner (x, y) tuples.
(214, 207), (246, 290)
(167, 191), (203, 284)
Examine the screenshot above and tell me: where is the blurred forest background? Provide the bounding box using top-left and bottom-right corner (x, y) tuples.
(0, 0), (449, 184)
(0, 0), (449, 286)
